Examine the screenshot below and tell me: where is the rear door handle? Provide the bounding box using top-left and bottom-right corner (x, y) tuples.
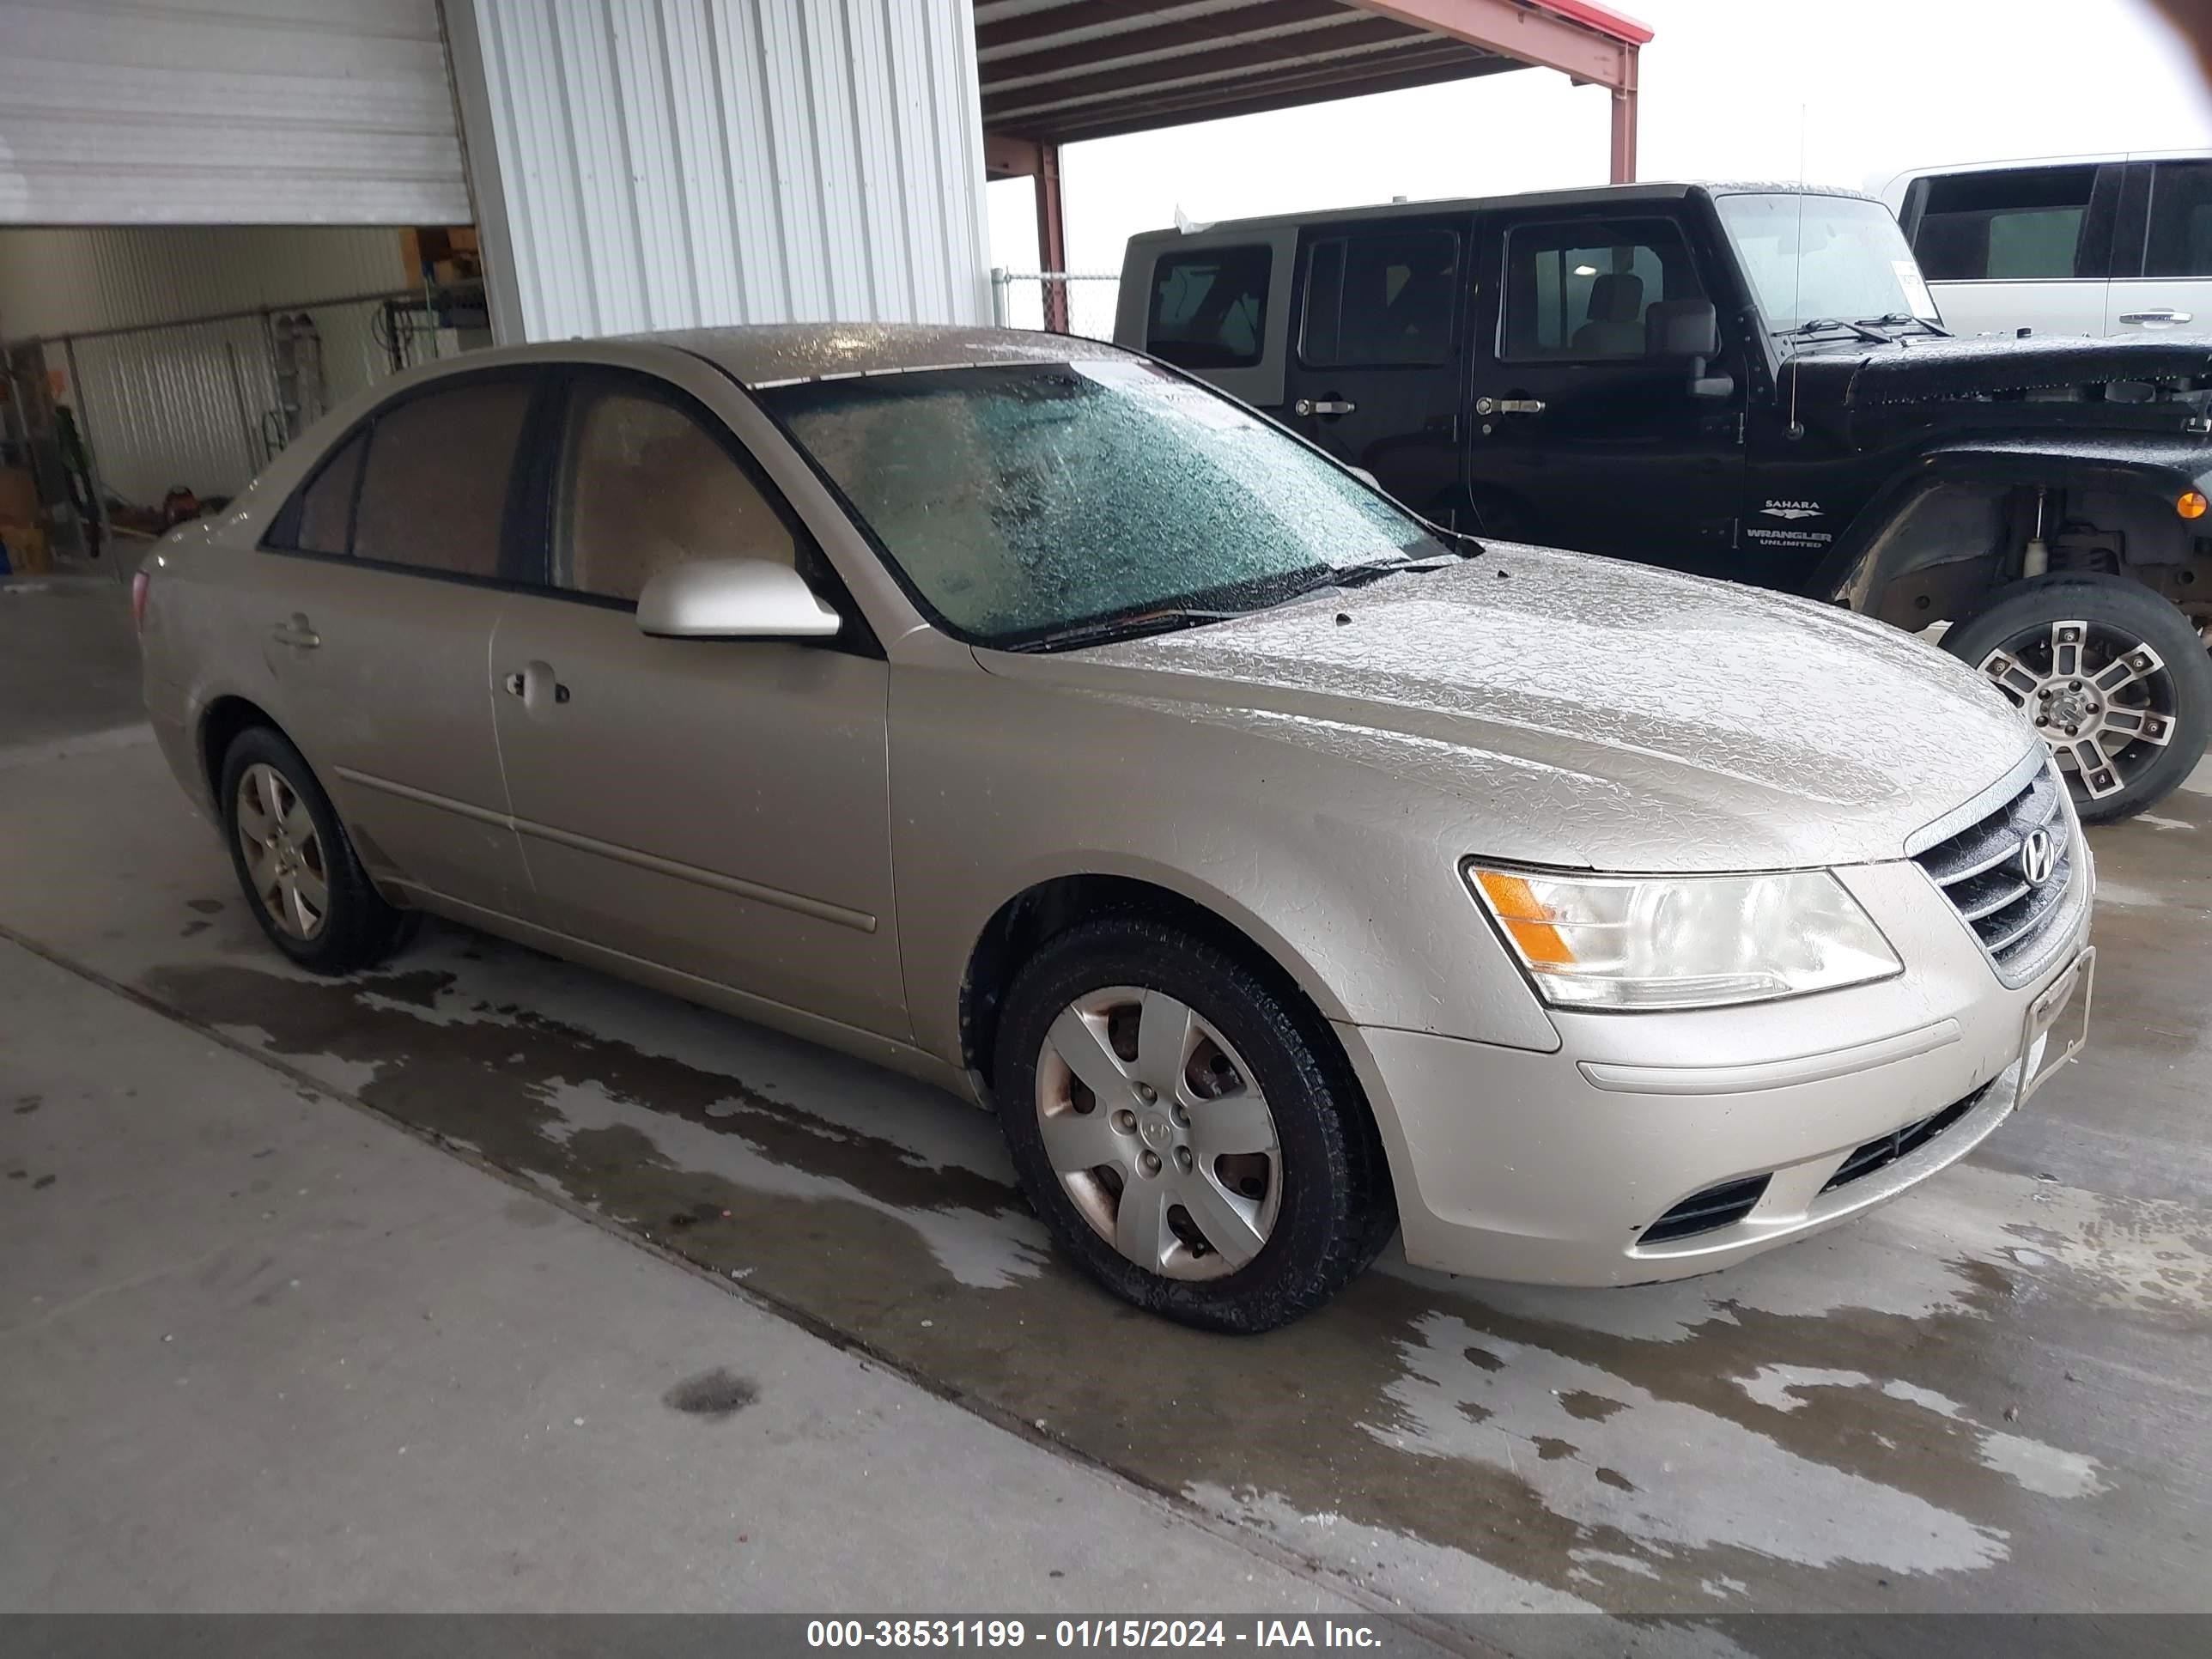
(2119, 308), (2191, 325)
(1294, 397), (1357, 416)
(269, 613), (319, 649)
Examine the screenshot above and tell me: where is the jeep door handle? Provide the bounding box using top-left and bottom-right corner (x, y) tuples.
(1294, 398), (1356, 416)
(2119, 308), (2191, 325)
(1476, 397), (1546, 415)
(269, 614), (319, 649)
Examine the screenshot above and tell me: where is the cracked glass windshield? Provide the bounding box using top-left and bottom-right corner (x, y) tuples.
(764, 360), (1444, 648)
(1717, 191), (1942, 335)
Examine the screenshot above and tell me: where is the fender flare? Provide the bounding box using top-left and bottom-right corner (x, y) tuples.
(1810, 441), (2205, 612)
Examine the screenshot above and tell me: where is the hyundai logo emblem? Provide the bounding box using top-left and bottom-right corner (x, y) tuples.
(2019, 828), (2058, 886)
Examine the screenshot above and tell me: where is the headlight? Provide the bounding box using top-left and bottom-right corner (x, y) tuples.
(1465, 865), (1901, 1011)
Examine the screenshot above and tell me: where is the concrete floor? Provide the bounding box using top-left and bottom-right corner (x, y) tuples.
(3, 571), (2208, 1620)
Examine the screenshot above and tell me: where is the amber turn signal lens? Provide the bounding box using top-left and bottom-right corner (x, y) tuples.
(2179, 491), (2208, 520)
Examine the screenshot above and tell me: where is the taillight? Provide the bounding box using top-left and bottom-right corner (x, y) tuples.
(131, 568), (150, 635)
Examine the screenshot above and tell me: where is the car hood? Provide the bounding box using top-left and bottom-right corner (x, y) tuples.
(976, 544), (2037, 872)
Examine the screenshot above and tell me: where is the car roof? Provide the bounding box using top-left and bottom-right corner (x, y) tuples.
(638, 323), (1134, 388)
(1133, 180), (1875, 244)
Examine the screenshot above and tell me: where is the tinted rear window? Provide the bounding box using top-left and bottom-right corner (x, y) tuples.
(352, 378), (533, 577)
(1146, 246), (1271, 369)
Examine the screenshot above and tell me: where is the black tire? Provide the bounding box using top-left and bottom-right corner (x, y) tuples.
(217, 725), (411, 974)
(992, 917), (1395, 1334)
(1942, 574), (2212, 823)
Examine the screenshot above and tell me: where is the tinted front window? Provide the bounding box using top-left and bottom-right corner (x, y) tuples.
(1503, 219), (1700, 360)
(1146, 246), (1271, 369)
(1912, 166), (2096, 280)
(1301, 230), (1459, 367)
(1716, 193), (1936, 331)
(352, 377), (532, 576)
(556, 382), (797, 603)
(765, 361), (1440, 647)
(2144, 161), (2212, 277)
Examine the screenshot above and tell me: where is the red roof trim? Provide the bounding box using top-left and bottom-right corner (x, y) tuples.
(1533, 0), (1655, 46)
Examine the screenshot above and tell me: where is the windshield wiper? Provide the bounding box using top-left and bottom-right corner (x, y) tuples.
(1006, 606), (1238, 653)
(1856, 313), (1951, 337)
(1774, 317), (1890, 343)
(1280, 550), (1467, 603)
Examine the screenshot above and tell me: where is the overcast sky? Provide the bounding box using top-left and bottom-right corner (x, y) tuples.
(986, 0), (2212, 277)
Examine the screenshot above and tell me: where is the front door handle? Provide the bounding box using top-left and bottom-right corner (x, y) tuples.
(269, 613), (319, 649)
(2119, 308), (2192, 325)
(1293, 397), (1357, 416)
(1477, 397), (1546, 415)
(505, 661), (570, 709)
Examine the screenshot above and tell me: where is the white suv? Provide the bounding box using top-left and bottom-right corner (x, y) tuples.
(1877, 151), (2212, 337)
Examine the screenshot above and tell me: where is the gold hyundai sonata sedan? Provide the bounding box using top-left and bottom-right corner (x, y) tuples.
(137, 325), (2094, 1331)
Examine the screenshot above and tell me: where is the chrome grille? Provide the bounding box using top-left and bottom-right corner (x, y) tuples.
(1914, 762), (2076, 971)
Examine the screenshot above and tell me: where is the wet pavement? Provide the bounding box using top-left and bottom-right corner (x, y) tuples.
(2, 720), (2204, 1620)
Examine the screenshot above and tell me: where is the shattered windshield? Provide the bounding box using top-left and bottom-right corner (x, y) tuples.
(763, 360), (1443, 648)
(1716, 192), (1941, 335)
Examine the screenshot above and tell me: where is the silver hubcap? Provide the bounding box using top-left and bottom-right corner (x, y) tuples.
(234, 763), (329, 940)
(1035, 986), (1281, 1281)
(1979, 618), (2176, 799)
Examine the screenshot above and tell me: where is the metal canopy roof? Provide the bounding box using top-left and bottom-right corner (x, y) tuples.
(975, 0), (1650, 148)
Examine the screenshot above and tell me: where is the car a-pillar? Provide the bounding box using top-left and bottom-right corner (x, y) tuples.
(1852, 476), (2212, 822)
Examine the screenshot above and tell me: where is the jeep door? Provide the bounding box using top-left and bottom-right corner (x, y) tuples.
(1464, 207), (1746, 573)
(1277, 216), (1474, 521)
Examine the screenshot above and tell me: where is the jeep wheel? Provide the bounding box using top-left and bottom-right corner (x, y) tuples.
(1944, 574), (2212, 823)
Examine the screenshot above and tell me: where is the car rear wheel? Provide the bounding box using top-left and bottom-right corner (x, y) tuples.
(991, 918), (1394, 1333)
(218, 726), (412, 974)
(1943, 574), (2212, 823)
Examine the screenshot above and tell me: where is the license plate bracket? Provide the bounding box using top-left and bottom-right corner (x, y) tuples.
(2012, 946), (2094, 1108)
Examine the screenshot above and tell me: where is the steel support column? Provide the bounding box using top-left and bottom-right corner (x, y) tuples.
(1608, 63), (1638, 183)
(1034, 143), (1069, 332)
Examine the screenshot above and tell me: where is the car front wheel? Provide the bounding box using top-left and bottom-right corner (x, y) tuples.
(992, 918), (1394, 1333)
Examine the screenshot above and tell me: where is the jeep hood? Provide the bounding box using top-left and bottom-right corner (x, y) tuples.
(1784, 330), (2212, 411)
(979, 544), (2037, 873)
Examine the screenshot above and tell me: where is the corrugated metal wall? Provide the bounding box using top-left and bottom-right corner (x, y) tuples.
(459, 0), (993, 341)
(0, 226), (410, 341)
(0, 0), (468, 226)
(0, 225), (428, 507)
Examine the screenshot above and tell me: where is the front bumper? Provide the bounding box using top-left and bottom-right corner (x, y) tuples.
(1338, 854), (2094, 1285)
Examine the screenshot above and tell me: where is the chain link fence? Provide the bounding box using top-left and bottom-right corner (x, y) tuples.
(989, 269), (1122, 342)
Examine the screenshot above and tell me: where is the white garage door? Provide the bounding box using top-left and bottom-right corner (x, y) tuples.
(0, 0), (470, 225)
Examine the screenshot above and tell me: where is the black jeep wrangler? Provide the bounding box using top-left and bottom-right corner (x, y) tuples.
(1117, 182), (2212, 820)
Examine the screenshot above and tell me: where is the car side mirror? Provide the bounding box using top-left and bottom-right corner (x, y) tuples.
(635, 558), (841, 640)
(1645, 298), (1735, 399)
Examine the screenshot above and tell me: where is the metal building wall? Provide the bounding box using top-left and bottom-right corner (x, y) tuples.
(0, 0), (469, 226)
(0, 227), (410, 341)
(449, 0), (994, 342)
(0, 226), (419, 507)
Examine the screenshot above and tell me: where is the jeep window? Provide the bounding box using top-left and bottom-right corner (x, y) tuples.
(1502, 219), (1701, 362)
(1716, 193), (1938, 332)
(2143, 161), (2212, 276)
(1910, 165), (2097, 281)
(1146, 246), (1271, 370)
(1300, 229), (1460, 367)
